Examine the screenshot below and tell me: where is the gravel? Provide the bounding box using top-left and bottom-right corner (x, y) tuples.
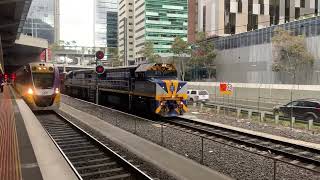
(61, 95), (320, 180)
(57, 108), (175, 180)
(188, 106), (320, 144)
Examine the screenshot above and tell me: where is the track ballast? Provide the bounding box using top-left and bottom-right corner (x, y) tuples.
(36, 111), (153, 180)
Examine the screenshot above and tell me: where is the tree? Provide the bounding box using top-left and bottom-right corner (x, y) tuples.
(171, 37), (190, 81)
(272, 28), (314, 83)
(190, 32), (217, 79)
(108, 48), (122, 67)
(142, 41), (161, 63)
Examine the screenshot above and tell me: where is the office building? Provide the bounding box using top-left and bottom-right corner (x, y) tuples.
(188, 0), (320, 42)
(118, 0), (135, 66)
(134, 0), (188, 63)
(94, 0), (118, 48)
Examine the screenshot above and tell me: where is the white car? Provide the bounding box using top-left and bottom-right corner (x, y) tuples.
(187, 90), (210, 103)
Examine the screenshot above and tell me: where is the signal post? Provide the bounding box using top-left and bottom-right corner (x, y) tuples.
(95, 51), (105, 104)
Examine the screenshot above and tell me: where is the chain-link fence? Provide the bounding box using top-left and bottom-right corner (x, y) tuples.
(185, 16), (320, 131)
(61, 95), (320, 180)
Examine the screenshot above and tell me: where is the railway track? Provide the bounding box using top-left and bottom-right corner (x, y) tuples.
(36, 111), (153, 180)
(165, 117), (320, 172)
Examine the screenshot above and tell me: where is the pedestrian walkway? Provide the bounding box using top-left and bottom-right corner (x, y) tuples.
(0, 86), (21, 180)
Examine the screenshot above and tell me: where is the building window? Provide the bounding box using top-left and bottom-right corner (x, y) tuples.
(285, 0), (290, 22)
(259, 0), (264, 15)
(301, 0), (305, 8)
(295, 7), (300, 19)
(316, 0), (319, 15)
(238, 0), (242, 13)
(129, 9), (133, 12)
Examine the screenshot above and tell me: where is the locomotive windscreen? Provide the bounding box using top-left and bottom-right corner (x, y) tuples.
(32, 73), (54, 89)
(147, 70), (177, 78)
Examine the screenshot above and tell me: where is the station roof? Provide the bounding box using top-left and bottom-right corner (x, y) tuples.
(0, 0), (32, 52)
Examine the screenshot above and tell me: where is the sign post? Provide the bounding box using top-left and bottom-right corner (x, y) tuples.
(95, 51), (104, 104)
(220, 82), (233, 96)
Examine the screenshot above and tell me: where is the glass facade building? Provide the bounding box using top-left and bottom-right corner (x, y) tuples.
(22, 0), (55, 44)
(94, 0), (118, 48)
(134, 0), (188, 62)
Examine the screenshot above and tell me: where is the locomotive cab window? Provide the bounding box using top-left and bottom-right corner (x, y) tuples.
(32, 73), (54, 89)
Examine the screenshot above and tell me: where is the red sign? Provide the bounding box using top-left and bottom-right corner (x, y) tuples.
(220, 82), (233, 95)
(40, 49), (52, 61)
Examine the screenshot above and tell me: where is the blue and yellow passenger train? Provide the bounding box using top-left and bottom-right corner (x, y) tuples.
(64, 63), (188, 117)
(14, 63), (61, 110)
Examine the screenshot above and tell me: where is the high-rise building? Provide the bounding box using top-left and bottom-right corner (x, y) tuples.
(188, 0), (206, 43)
(134, 0), (188, 63)
(188, 0), (320, 42)
(118, 0), (135, 66)
(22, 0), (56, 44)
(94, 0), (118, 48)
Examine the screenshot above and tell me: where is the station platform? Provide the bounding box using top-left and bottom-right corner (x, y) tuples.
(59, 102), (232, 180)
(0, 86), (78, 180)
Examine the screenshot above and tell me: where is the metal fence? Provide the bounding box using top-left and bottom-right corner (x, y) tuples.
(62, 95), (320, 180)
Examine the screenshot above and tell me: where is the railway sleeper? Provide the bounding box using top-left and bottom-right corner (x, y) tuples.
(73, 157), (113, 167)
(65, 149), (100, 156)
(94, 173), (132, 180)
(58, 142), (91, 149)
(63, 145), (96, 152)
(80, 167), (129, 180)
(68, 153), (105, 161)
(56, 139), (89, 145)
(54, 136), (87, 142)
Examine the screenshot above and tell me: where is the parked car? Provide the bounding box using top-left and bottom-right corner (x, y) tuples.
(187, 90), (210, 103)
(273, 99), (320, 122)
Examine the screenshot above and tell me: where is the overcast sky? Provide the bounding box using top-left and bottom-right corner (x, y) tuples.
(60, 0), (93, 46)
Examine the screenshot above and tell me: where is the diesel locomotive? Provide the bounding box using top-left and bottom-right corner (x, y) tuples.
(14, 63), (61, 110)
(64, 63), (188, 117)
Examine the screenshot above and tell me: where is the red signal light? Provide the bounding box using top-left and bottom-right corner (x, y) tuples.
(4, 74), (8, 80)
(95, 51), (104, 60)
(11, 73), (16, 80)
(95, 65), (105, 74)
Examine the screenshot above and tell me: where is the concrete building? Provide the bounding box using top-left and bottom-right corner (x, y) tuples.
(134, 0), (188, 64)
(94, 0), (118, 48)
(118, 0), (135, 66)
(188, 0), (207, 43)
(22, 0), (56, 44)
(209, 16), (320, 85)
(188, 0), (320, 43)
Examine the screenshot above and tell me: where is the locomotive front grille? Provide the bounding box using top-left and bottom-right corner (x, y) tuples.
(33, 95), (55, 107)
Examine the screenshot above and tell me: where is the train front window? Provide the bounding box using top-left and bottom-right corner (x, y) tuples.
(147, 71), (177, 78)
(32, 73), (54, 89)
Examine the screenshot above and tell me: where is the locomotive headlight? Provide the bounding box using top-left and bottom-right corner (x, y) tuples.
(27, 88), (34, 95)
(55, 88), (60, 94)
(180, 101), (184, 105)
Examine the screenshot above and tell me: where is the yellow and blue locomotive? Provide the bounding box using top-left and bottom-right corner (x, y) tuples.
(65, 63), (188, 117)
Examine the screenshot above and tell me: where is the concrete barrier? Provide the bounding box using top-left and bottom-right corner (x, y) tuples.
(275, 115), (279, 125)
(291, 117), (296, 130)
(308, 119), (313, 131)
